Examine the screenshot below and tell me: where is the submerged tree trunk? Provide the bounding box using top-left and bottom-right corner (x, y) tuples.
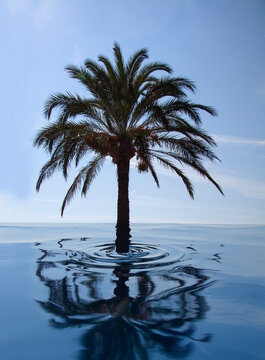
(115, 137), (131, 253)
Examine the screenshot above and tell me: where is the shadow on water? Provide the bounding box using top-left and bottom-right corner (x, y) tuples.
(36, 238), (216, 360)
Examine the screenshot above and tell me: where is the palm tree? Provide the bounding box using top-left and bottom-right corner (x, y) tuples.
(34, 43), (223, 253)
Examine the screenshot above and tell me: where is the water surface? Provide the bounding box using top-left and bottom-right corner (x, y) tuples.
(0, 223), (264, 359)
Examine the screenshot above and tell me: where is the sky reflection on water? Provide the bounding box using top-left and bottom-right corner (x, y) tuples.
(0, 224), (264, 360)
(36, 242), (214, 359)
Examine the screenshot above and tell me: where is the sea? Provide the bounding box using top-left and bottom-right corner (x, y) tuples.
(0, 223), (264, 360)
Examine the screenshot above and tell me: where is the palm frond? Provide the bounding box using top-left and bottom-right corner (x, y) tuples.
(65, 65), (95, 93)
(36, 156), (62, 191)
(34, 122), (67, 151)
(163, 100), (217, 124)
(126, 48), (148, 82)
(141, 157), (160, 187)
(43, 92), (100, 123)
(83, 59), (104, 75)
(35, 43), (223, 219)
(81, 155), (106, 196)
(152, 154), (194, 198)
(148, 162), (160, 187)
(113, 42), (125, 81)
(128, 77), (196, 129)
(152, 120), (217, 146)
(177, 157), (223, 195)
(98, 55), (119, 87)
(151, 150), (223, 194)
(133, 133), (160, 187)
(61, 155), (106, 216)
(134, 62), (172, 90)
(154, 135), (220, 162)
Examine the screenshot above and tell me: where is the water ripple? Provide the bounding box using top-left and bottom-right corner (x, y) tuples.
(35, 236), (221, 359)
(37, 238), (187, 271)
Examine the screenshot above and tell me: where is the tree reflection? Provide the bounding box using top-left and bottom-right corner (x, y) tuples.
(36, 245), (214, 360)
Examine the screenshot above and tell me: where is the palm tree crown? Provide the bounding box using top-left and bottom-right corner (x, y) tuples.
(34, 43), (223, 252)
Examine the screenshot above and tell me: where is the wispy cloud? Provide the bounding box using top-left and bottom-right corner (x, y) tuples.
(131, 159), (213, 183)
(213, 134), (265, 146)
(131, 160), (265, 200)
(73, 43), (83, 65)
(31, 197), (58, 203)
(130, 192), (193, 209)
(6, 0), (57, 28)
(214, 174), (265, 200)
(131, 159), (175, 178)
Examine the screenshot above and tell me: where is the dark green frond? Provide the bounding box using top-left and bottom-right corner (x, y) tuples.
(154, 135), (219, 162)
(153, 155), (194, 198)
(61, 154), (105, 216)
(134, 63), (172, 92)
(60, 165), (88, 216)
(126, 48), (148, 81)
(81, 155), (106, 196)
(171, 77), (196, 93)
(152, 120), (217, 146)
(83, 59), (104, 76)
(144, 78), (190, 102)
(191, 104), (217, 117)
(35, 43), (223, 219)
(129, 77), (197, 129)
(149, 163), (160, 187)
(133, 134), (160, 187)
(66, 65), (110, 103)
(98, 55), (118, 86)
(75, 142), (90, 166)
(65, 65), (94, 90)
(113, 42), (125, 80)
(164, 100), (216, 124)
(145, 159), (160, 187)
(34, 122), (66, 151)
(43, 92), (100, 124)
(179, 158), (223, 195)
(36, 156), (62, 191)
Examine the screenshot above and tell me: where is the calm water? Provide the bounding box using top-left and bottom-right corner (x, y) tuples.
(0, 223), (264, 360)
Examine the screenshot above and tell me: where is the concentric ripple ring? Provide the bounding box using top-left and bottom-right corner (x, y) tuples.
(38, 239), (186, 270)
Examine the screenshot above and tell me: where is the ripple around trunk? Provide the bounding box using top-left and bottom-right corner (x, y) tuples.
(36, 236), (215, 360)
(37, 238), (187, 270)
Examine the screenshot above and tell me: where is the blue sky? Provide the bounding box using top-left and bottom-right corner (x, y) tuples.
(0, 0), (264, 224)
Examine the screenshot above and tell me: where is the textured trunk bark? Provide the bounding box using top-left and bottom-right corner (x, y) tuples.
(115, 137), (131, 253)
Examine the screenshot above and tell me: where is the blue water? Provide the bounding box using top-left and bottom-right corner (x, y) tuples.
(0, 223), (264, 360)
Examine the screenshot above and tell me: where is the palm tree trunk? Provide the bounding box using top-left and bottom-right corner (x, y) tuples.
(115, 139), (131, 253)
